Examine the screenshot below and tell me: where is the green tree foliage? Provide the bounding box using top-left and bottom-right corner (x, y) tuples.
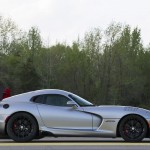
(19, 57), (40, 92)
(18, 27), (42, 92)
(0, 16), (150, 108)
(28, 27), (42, 60)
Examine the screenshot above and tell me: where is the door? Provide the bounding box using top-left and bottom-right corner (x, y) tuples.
(35, 94), (93, 130)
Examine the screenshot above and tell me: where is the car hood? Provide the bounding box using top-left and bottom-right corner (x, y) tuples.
(82, 105), (150, 119)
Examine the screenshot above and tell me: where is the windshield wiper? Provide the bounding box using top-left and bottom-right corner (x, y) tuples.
(81, 104), (95, 107)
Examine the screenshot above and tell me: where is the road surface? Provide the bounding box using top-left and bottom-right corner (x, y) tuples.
(0, 137), (149, 150)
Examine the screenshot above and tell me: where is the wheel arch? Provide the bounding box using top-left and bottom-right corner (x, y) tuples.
(5, 111), (39, 135)
(116, 114), (149, 137)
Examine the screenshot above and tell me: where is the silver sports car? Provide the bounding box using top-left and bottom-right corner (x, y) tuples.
(0, 89), (150, 142)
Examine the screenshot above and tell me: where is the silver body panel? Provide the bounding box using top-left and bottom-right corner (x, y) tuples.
(0, 89), (150, 138)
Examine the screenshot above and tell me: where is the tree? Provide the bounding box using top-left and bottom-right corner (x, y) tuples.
(1, 15), (150, 108)
(19, 57), (40, 92)
(0, 16), (19, 54)
(28, 27), (42, 60)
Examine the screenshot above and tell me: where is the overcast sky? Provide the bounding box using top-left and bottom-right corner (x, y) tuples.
(0, 0), (150, 46)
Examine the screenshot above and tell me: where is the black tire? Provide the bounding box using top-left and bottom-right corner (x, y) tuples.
(7, 113), (38, 142)
(119, 115), (147, 142)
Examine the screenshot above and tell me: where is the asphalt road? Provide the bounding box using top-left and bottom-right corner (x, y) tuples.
(0, 137), (150, 150)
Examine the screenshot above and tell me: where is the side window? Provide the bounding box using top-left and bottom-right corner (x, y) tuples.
(32, 95), (45, 104)
(45, 94), (71, 107)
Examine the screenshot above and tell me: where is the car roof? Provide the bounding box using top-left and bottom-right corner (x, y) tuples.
(1, 89), (71, 103)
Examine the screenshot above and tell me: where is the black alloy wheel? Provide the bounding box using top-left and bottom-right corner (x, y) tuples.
(7, 113), (38, 142)
(119, 115), (148, 142)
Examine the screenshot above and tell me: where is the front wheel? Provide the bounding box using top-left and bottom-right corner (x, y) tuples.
(119, 115), (148, 142)
(7, 113), (38, 142)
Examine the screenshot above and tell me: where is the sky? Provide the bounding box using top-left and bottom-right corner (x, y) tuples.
(0, 0), (150, 46)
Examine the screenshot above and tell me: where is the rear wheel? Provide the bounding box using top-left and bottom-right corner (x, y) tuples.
(7, 113), (38, 142)
(119, 115), (147, 142)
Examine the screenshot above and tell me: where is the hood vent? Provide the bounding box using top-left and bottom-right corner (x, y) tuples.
(124, 106), (138, 112)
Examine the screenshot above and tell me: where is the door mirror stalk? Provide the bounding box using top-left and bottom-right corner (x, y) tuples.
(67, 101), (78, 109)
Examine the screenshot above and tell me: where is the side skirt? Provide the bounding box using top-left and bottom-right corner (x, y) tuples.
(40, 126), (116, 138)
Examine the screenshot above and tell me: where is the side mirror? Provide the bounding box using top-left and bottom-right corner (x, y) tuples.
(67, 101), (77, 109)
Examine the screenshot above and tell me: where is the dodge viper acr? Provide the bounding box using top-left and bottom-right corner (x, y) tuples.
(0, 89), (150, 142)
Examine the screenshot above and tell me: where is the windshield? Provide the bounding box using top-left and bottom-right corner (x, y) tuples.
(68, 94), (94, 107)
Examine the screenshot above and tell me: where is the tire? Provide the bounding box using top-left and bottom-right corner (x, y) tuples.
(119, 115), (147, 142)
(6, 113), (38, 142)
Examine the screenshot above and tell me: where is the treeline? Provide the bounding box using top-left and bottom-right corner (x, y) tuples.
(0, 16), (150, 108)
